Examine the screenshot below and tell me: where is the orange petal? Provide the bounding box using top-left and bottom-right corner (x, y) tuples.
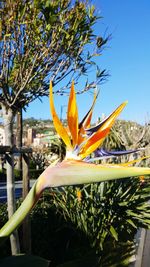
(49, 81), (72, 149)
(79, 128), (110, 159)
(100, 101), (128, 130)
(78, 91), (97, 145)
(79, 91), (97, 129)
(79, 101), (127, 158)
(67, 81), (78, 147)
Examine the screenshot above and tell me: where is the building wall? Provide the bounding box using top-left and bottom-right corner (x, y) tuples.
(27, 128), (36, 145)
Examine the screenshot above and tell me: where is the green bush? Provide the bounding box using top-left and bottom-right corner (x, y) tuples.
(51, 177), (150, 259)
(0, 203), (10, 258)
(30, 197), (92, 266)
(0, 169), (22, 181)
(0, 171), (6, 181)
(31, 176), (150, 266)
(29, 169), (43, 180)
(1, 177), (150, 266)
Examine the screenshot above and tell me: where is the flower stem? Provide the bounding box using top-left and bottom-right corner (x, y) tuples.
(0, 180), (41, 244)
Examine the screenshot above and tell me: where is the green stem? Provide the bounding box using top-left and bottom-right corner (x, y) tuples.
(0, 180), (41, 242)
(0, 160), (59, 244)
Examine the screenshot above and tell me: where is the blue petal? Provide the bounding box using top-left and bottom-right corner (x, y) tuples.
(94, 148), (139, 157)
(85, 148), (139, 162)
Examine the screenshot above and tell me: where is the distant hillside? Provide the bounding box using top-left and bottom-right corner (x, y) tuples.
(23, 118), (53, 127)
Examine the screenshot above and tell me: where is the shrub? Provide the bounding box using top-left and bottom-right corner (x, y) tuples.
(51, 177), (150, 260)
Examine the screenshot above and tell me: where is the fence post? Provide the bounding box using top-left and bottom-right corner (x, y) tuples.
(22, 153), (31, 254)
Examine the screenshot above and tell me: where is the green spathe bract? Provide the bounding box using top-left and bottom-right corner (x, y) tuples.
(41, 160), (150, 187)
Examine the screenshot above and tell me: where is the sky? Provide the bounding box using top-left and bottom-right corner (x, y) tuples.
(23, 0), (150, 125)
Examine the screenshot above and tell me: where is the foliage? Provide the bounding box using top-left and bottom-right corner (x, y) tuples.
(51, 177), (150, 254)
(0, 203), (10, 258)
(49, 138), (66, 160)
(22, 118), (53, 128)
(30, 197), (90, 264)
(0, 169), (6, 181)
(1, 173), (150, 266)
(103, 126), (126, 152)
(0, 0), (108, 112)
(109, 120), (150, 150)
(29, 194), (136, 266)
(0, 168), (23, 181)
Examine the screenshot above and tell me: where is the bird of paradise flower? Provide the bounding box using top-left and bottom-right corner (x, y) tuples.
(0, 81), (150, 241)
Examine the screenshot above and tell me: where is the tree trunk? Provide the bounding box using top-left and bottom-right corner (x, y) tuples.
(16, 109), (22, 177)
(2, 105), (20, 255)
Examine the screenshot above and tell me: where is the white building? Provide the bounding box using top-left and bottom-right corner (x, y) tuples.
(33, 137), (41, 147)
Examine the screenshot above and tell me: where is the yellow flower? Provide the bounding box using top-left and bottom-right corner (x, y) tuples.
(76, 190), (82, 202)
(139, 175), (145, 183)
(49, 81), (127, 160)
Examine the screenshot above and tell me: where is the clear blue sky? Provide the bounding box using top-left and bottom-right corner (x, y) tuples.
(23, 0), (150, 124)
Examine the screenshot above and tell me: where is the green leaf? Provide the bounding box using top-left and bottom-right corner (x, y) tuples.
(0, 255), (50, 267)
(126, 219), (137, 229)
(110, 225), (118, 241)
